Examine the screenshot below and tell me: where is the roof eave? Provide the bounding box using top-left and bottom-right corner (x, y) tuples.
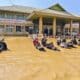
(0, 9), (31, 14)
(27, 11), (79, 20)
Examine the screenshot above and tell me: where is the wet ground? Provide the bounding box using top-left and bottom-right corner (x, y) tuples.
(0, 37), (80, 80)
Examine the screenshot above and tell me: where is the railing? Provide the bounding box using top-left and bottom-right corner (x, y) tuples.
(0, 18), (33, 24)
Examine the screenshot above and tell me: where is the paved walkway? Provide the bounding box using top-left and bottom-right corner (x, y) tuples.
(0, 37), (80, 80)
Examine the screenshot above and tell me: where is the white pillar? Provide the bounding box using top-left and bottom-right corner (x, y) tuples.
(70, 19), (73, 36)
(53, 17), (56, 37)
(39, 16), (43, 34)
(79, 22), (80, 34)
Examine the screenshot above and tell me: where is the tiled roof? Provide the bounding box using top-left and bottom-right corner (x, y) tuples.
(0, 5), (41, 13)
(0, 5), (79, 19)
(27, 9), (78, 19)
(37, 9), (74, 17)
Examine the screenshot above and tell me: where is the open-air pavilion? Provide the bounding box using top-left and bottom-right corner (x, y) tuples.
(28, 4), (80, 37)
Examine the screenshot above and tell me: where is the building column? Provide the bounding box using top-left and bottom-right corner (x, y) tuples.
(70, 19), (73, 36)
(4, 24), (6, 35)
(79, 22), (80, 34)
(4, 13), (7, 35)
(39, 16), (43, 35)
(52, 17), (56, 37)
(23, 25), (25, 34)
(14, 14), (17, 35)
(13, 23), (16, 35)
(68, 27), (70, 34)
(22, 25), (25, 35)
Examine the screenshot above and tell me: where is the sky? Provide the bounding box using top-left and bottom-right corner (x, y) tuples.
(0, 0), (80, 15)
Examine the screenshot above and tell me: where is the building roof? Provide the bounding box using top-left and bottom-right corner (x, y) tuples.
(48, 3), (67, 12)
(27, 3), (80, 19)
(48, 3), (80, 18)
(0, 5), (79, 19)
(27, 9), (79, 19)
(0, 5), (41, 13)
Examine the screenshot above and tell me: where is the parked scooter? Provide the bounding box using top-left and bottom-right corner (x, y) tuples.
(0, 38), (8, 52)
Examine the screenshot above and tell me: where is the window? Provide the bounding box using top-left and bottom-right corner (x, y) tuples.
(0, 25), (4, 33)
(6, 14), (15, 19)
(25, 26), (29, 32)
(6, 25), (14, 33)
(16, 15), (25, 20)
(65, 28), (68, 32)
(0, 13), (5, 18)
(73, 28), (78, 33)
(16, 26), (22, 32)
(28, 27), (33, 34)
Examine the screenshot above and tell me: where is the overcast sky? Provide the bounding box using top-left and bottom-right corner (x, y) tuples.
(0, 0), (80, 15)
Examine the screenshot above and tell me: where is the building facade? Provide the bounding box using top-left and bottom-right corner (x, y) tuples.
(0, 4), (80, 36)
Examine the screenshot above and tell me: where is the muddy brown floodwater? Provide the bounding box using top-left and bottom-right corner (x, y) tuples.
(0, 37), (80, 80)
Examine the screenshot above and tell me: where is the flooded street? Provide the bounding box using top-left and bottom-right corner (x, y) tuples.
(0, 37), (80, 80)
